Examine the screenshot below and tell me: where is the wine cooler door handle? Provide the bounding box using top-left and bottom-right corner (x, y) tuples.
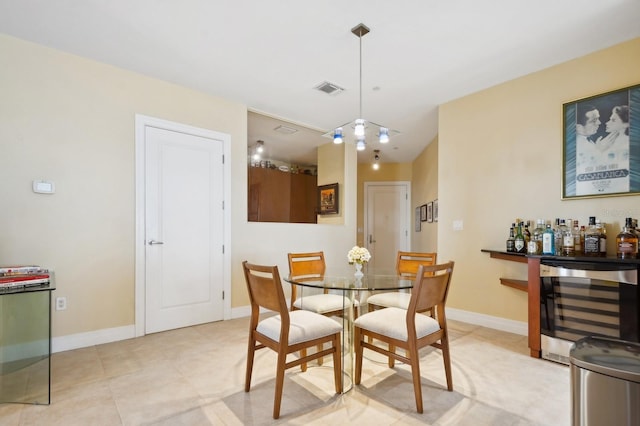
(148, 240), (165, 245)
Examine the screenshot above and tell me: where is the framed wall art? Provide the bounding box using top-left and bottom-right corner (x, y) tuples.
(415, 207), (421, 232)
(433, 199), (438, 222)
(563, 83), (640, 199)
(420, 204), (427, 222)
(318, 183), (339, 214)
(427, 202), (433, 223)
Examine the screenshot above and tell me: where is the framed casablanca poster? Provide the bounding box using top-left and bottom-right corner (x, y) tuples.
(563, 83), (640, 199)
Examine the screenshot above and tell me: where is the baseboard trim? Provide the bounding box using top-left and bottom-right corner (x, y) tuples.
(52, 325), (135, 353)
(446, 307), (527, 336)
(50, 306), (526, 353)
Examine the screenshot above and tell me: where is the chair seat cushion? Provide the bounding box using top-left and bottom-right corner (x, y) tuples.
(293, 294), (359, 314)
(257, 310), (342, 345)
(354, 307), (440, 341)
(367, 292), (411, 309)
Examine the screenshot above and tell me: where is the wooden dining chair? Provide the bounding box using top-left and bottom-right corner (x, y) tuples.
(242, 261), (342, 419)
(288, 251), (358, 370)
(288, 251), (358, 318)
(366, 251), (437, 312)
(353, 261), (455, 414)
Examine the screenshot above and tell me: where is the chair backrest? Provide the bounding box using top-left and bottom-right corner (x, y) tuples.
(287, 252), (326, 304)
(288, 252), (326, 279)
(242, 261), (289, 318)
(407, 261), (454, 322)
(396, 251), (437, 277)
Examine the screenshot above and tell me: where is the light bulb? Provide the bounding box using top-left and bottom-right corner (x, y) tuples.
(252, 152), (260, 161)
(379, 127), (389, 143)
(256, 140), (264, 153)
(356, 139), (366, 151)
(333, 128), (343, 144)
(372, 162), (379, 170)
(354, 119), (365, 137)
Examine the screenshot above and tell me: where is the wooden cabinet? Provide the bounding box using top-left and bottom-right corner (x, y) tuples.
(248, 167), (317, 223)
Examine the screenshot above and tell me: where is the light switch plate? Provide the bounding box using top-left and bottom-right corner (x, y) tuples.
(33, 180), (55, 194)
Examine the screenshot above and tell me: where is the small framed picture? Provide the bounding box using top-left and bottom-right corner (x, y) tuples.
(318, 183), (339, 214)
(427, 202), (433, 223)
(420, 204), (427, 222)
(434, 199), (438, 222)
(415, 207), (421, 232)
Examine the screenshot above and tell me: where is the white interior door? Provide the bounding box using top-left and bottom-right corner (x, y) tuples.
(143, 124), (225, 334)
(364, 182), (410, 272)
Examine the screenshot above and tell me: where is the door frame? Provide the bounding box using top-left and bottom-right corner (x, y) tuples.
(363, 181), (412, 256)
(134, 114), (232, 337)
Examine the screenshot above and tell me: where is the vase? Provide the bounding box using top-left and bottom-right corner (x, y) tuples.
(354, 262), (364, 278)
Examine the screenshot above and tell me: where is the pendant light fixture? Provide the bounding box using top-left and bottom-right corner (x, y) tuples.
(372, 149), (380, 170)
(324, 23), (398, 150)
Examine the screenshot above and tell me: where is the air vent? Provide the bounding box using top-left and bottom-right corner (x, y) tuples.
(274, 125), (298, 135)
(314, 81), (345, 96)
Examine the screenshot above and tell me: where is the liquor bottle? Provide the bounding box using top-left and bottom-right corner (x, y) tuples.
(616, 218), (638, 259)
(572, 220), (582, 255)
(596, 219), (607, 257)
(533, 219), (546, 254)
(584, 216), (600, 256)
(514, 223), (526, 253)
(632, 219), (640, 257)
(524, 221), (532, 245)
(542, 224), (555, 255)
(506, 227), (515, 253)
(554, 219), (564, 256)
(562, 219), (575, 256)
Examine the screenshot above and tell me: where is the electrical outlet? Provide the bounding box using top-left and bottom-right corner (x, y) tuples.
(56, 296), (67, 311)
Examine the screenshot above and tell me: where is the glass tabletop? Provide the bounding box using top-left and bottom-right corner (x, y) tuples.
(284, 274), (414, 291)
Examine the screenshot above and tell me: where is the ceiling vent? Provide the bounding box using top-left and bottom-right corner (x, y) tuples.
(314, 81), (345, 96)
(274, 125), (298, 135)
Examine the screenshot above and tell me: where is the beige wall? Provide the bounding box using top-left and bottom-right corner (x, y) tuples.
(1, 34), (358, 341)
(438, 37), (640, 322)
(411, 136), (438, 253)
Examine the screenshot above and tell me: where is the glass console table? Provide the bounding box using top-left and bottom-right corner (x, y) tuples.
(0, 282), (55, 405)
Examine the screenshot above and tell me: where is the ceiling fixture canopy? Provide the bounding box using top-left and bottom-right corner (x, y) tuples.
(324, 23), (398, 152)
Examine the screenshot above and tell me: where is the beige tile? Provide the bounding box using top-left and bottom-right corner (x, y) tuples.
(0, 317), (572, 425)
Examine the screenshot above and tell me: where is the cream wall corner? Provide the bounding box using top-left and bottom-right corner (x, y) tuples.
(438, 37), (640, 322)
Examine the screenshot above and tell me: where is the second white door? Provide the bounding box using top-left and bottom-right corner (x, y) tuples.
(364, 182), (410, 272)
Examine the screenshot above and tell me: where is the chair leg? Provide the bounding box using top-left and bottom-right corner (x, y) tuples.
(300, 348), (307, 372)
(273, 351), (287, 419)
(388, 343), (396, 368)
(408, 346), (423, 414)
(317, 343), (324, 366)
(354, 327), (363, 385)
(332, 333), (343, 394)
(245, 338), (256, 392)
(441, 336), (453, 391)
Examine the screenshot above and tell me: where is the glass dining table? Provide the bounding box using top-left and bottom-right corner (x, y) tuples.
(283, 272), (414, 392)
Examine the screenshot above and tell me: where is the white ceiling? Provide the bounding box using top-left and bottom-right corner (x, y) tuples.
(2, 0), (639, 165)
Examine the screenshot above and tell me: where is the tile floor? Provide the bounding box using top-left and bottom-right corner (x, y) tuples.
(0, 317), (570, 425)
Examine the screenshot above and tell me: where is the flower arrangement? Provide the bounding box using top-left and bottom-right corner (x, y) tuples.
(347, 246), (371, 265)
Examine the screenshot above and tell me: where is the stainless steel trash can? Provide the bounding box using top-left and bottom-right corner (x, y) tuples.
(570, 336), (640, 426)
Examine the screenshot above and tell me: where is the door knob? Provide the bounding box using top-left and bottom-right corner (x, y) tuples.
(148, 240), (164, 245)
